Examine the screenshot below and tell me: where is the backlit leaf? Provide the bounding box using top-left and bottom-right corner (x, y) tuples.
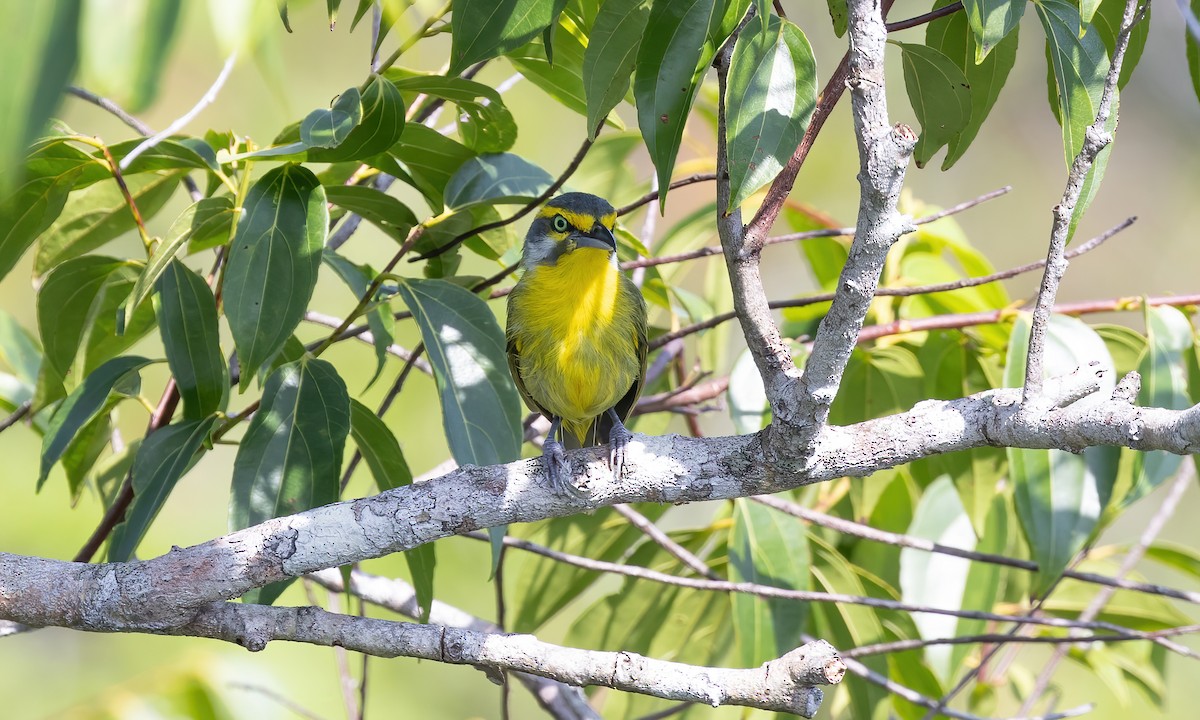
(0, 160), (85, 282)
(78, 0), (181, 112)
(443, 153), (553, 209)
(324, 184), (418, 243)
(449, 0), (556, 74)
(896, 42), (971, 169)
(308, 76), (406, 162)
(323, 250), (393, 386)
(300, 86), (362, 149)
(963, 0), (1025, 61)
(1006, 313), (1117, 596)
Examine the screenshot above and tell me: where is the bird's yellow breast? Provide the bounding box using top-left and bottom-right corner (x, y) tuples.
(509, 248), (639, 439)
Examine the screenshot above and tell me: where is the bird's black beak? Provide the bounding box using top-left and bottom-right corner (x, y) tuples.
(574, 223), (617, 252)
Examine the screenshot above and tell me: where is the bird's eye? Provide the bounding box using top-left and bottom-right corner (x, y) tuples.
(551, 215), (570, 233)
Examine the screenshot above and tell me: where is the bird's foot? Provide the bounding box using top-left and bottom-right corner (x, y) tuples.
(542, 438), (581, 497)
(608, 421), (634, 480)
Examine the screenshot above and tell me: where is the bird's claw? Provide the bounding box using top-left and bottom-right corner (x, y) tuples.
(542, 438), (581, 497)
(608, 423), (634, 480)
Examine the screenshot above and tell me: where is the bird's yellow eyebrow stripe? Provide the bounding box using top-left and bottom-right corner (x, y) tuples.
(538, 206), (617, 230)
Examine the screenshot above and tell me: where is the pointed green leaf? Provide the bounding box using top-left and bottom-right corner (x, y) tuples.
(582, 0), (648, 136)
(895, 41), (972, 169)
(729, 498), (809, 666)
(634, 0), (715, 212)
(456, 99), (518, 154)
(725, 17), (817, 211)
(61, 411), (113, 501)
(308, 76), (406, 162)
(443, 153), (553, 210)
(156, 259), (228, 420)
(449, 0), (556, 75)
(39, 355), (153, 487)
(926, 1), (1019, 169)
(0, 161), (85, 282)
(123, 197), (235, 323)
(0, 1), (80, 197)
(396, 278), (521, 467)
(1006, 313), (1117, 596)
(0, 310), (42, 387)
(231, 357), (350, 605)
(1037, 0), (1114, 237)
(387, 124), (475, 211)
(1124, 305), (1192, 507)
(825, 0), (847, 37)
(225, 165), (327, 389)
(348, 398), (413, 492)
(108, 415), (217, 561)
(35, 170), (182, 273)
(324, 185), (417, 242)
(300, 87), (362, 149)
(327, 0), (342, 27)
(1189, 1), (1200, 105)
(322, 250), (393, 386)
(963, 0), (1025, 61)
(508, 15), (596, 126)
(38, 255), (157, 383)
(106, 137), (221, 176)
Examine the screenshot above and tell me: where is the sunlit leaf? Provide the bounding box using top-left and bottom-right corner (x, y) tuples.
(1091, 0), (1150, 90)
(895, 42), (971, 169)
(387, 124), (475, 210)
(727, 348), (770, 433)
(582, 0), (648, 137)
(300, 86), (362, 149)
(308, 76), (406, 161)
(729, 498), (809, 666)
(963, 0), (1025, 61)
(0, 160), (85, 282)
(1005, 313), (1117, 596)
(225, 164), (327, 389)
(725, 16), (817, 211)
(108, 415), (217, 561)
(230, 357), (350, 605)
(323, 250), (393, 386)
(324, 184), (418, 243)
(825, 0), (847, 37)
(78, 0), (181, 112)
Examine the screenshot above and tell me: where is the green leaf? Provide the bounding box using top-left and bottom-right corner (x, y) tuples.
(327, 0), (342, 28)
(39, 355), (153, 487)
(1037, 0), (1114, 237)
(582, 0), (649, 137)
(300, 87), (363, 149)
(1096, 323), (1146, 377)
(0, 160), (85, 282)
(123, 197), (236, 322)
(728, 499), (809, 666)
(634, 0), (716, 211)
(443, 153), (553, 209)
(35, 170), (182, 274)
(951, 493), (1007, 674)
(225, 164), (327, 389)
(725, 17), (817, 211)
(396, 278), (521, 467)
(61, 411), (112, 501)
(926, 1), (1019, 169)
(1091, 0), (1149, 89)
(727, 348), (770, 433)
(155, 260), (228, 420)
(510, 506), (665, 632)
(449, 0), (556, 75)
(507, 14), (594, 126)
(963, 0), (1026, 61)
(348, 399), (413, 492)
(825, 0), (847, 37)
(0, 310), (42, 387)
(1079, 0), (1102, 24)
(106, 137), (221, 176)
(324, 184), (417, 243)
(1005, 313), (1117, 596)
(456, 98), (518, 154)
(387, 124), (475, 211)
(0, 1), (80, 197)
(895, 42), (972, 170)
(230, 357), (350, 605)
(347, 399), (432, 621)
(37, 255), (157, 384)
(1123, 305), (1192, 507)
(1189, 1), (1200, 105)
(78, 0), (181, 112)
(322, 250), (393, 386)
(308, 76), (406, 162)
(386, 72), (503, 105)
(108, 415), (217, 562)
(1144, 541), (1200, 582)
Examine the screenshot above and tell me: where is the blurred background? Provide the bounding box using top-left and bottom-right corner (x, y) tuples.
(1, 0), (1197, 717)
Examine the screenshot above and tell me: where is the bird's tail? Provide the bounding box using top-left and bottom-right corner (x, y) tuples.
(561, 416), (609, 449)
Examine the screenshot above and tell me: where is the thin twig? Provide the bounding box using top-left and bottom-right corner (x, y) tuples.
(885, 1), (963, 32)
(0, 401), (31, 434)
(614, 174), (718, 216)
(1018, 460), (1196, 714)
(303, 311), (432, 374)
(462, 533), (1190, 642)
(119, 52), (238, 170)
(612, 504), (720, 580)
(229, 682), (328, 720)
(409, 135), (596, 262)
(845, 624), (1200, 659)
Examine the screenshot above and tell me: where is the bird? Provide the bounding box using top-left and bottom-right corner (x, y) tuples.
(506, 192), (648, 494)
